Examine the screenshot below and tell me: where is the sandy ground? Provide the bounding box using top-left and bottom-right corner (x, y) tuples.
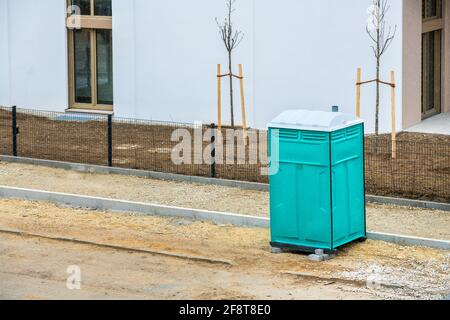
(0, 162), (449, 240)
(0, 199), (449, 300)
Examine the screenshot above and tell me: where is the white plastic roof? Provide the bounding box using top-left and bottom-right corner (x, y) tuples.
(268, 109), (363, 132)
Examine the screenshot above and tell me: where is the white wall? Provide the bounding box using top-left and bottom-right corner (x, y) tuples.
(0, 0), (10, 106)
(5, 0), (68, 111)
(113, 0), (255, 125)
(254, 0), (403, 133)
(113, 0), (403, 132)
(112, 0), (136, 118)
(0, 0), (404, 133)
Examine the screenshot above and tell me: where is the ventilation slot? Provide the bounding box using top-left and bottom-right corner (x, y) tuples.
(331, 131), (346, 141)
(302, 132), (327, 142)
(346, 126), (361, 137)
(277, 129), (298, 141)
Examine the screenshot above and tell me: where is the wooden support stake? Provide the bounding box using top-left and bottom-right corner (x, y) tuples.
(217, 64), (222, 130)
(356, 68), (361, 118)
(390, 70), (397, 160)
(238, 64), (248, 146)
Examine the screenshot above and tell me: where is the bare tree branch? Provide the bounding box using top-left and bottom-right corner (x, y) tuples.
(366, 0), (396, 59)
(365, 0), (397, 136)
(216, 0), (245, 127)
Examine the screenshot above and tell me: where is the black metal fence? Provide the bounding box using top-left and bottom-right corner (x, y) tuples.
(0, 106), (449, 202)
(365, 136), (450, 202)
(0, 106), (214, 178)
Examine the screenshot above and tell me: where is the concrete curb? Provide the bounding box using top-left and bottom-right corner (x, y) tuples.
(366, 232), (450, 251)
(1, 155), (449, 211)
(0, 186), (270, 229)
(366, 195), (450, 212)
(0, 185), (448, 251)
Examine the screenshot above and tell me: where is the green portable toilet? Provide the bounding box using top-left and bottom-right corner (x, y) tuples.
(268, 109), (366, 253)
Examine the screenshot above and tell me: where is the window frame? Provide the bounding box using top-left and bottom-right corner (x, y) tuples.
(67, 0), (113, 112)
(421, 0), (443, 119)
(422, 0), (443, 32)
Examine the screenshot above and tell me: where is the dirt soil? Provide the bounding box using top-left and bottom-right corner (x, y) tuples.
(1, 108), (449, 201)
(0, 199), (449, 300)
(0, 162), (449, 240)
(0, 108), (220, 180)
(365, 133), (450, 202)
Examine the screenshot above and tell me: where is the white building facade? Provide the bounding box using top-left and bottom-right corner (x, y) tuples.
(0, 0), (448, 133)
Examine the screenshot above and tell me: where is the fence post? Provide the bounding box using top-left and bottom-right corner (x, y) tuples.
(107, 115), (113, 167)
(12, 106), (17, 157)
(210, 123), (217, 178)
(356, 68), (361, 118)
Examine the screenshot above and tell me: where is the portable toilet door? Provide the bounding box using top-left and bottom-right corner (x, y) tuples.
(268, 109), (367, 253)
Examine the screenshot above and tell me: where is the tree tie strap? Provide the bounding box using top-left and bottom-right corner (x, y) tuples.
(217, 73), (244, 80)
(356, 78), (395, 88)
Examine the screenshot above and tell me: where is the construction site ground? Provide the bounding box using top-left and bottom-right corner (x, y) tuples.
(0, 199), (449, 300)
(0, 162), (449, 240)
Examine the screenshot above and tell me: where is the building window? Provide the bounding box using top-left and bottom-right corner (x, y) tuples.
(71, 0), (91, 16)
(67, 0), (113, 111)
(422, 0), (443, 119)
(94, 0), (113, 16)
(422, 0), (442, 19)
